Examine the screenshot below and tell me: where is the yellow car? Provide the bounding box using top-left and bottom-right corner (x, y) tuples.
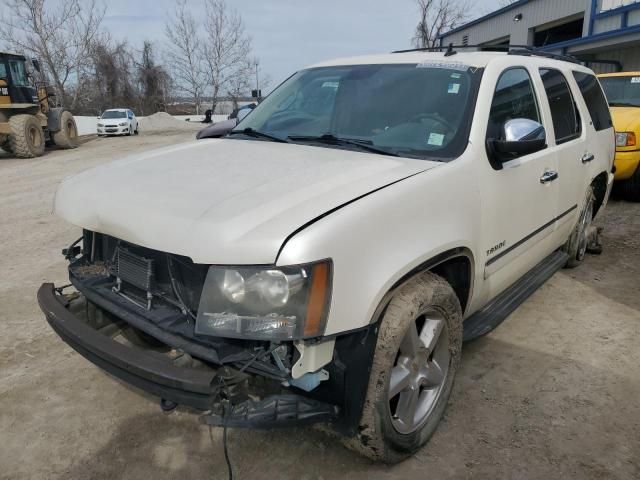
(599, 72), (640, 201)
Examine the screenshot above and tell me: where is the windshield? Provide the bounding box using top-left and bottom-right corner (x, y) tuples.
(233, 63), (481, 160)
(600, 76), (640, 107)
(102, 111), (127, 119)
(8, 59), (28, 86)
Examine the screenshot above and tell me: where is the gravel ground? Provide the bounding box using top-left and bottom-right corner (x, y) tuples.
(0, 132), (638, 480)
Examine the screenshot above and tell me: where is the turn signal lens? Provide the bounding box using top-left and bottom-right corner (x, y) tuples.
(304, 262), (330, 337)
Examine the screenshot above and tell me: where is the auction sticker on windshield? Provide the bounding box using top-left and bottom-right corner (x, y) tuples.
(416, 60), (470, 71)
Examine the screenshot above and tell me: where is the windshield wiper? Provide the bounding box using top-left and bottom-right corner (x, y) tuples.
(287, 134), (400, 157)
(228, 128), (289, 143)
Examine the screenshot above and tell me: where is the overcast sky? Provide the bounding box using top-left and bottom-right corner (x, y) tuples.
(102, 0), (503, 88)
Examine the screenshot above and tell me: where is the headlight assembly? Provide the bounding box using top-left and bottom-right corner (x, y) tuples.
(195, 260), (331, 340)
(616, 131), (636, 147)
(119, 122), (128, 126)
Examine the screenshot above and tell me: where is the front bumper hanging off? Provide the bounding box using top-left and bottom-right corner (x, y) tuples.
(37, 283), (338, 428)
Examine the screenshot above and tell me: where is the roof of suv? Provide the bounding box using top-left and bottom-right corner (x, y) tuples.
(308, 51), (590, 72)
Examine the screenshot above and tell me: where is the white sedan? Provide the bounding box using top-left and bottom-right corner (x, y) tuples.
(97, 109), (139, 136)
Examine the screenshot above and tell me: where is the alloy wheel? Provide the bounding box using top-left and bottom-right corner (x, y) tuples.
(388, 308), (450, 434)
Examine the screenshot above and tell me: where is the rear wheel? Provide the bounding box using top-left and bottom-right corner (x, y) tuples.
(9, 114), (45, 158)
(51, 110), (78, 149)
(563, 186), (595, 268)
(620, 166), (640, 202)
(345, 271), (462, 463)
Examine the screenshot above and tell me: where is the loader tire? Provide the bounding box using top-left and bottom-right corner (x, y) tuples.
(51, 110), (78, 149)
(9, 114), (45, 158)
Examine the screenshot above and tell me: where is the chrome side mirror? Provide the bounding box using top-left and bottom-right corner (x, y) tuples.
(503, 118), (545, 142)
(487, 118), (547, 169)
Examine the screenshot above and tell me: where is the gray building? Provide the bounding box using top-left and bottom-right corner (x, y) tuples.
(439, 0), (640, 73)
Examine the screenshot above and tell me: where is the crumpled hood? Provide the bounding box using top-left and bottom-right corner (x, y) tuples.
(55, 139), (437, 264)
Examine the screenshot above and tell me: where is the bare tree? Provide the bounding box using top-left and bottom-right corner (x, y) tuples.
(498, 0), (518, 6)
(0, 0), (105, 109)
(165, 0), (207, 114)
(137, 41), (170, 115)
(201, 0), (251, 113)
(413, 0), (470, 49)
(226, 60), (253, 110)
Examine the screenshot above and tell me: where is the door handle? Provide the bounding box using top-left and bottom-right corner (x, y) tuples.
(581, 153), (595, 164)
(540, 170), (558, 184)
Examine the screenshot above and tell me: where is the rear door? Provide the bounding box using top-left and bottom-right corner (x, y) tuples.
(536, 68), (585, 238)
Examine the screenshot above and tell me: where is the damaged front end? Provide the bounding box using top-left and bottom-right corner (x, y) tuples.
(39, 231), (378, 433)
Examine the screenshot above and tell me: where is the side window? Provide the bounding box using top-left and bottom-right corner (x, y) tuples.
(539, 69), (581, 144)
(487, 68), (541, 142)
(572, 71), (612, 131)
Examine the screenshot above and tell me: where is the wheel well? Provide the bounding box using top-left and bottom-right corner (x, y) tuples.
(431, 255), (473, 313)
(591, 171), (608, 218)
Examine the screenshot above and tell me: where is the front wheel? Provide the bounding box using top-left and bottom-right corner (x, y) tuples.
(345, 271), (462, 463)
(9, 114), (45, 158)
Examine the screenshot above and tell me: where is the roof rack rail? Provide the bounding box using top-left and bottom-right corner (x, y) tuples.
(392, 44), (533, 54)
(392, 43), (582, 65)
(507, 48), (582, 65)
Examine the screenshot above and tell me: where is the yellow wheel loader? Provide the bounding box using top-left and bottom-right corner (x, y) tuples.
(0, 52), (77, 158)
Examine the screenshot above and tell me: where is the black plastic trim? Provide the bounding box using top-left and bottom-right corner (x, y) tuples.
(486, 205), (577, 267)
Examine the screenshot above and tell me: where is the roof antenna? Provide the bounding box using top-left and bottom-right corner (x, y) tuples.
(444, 43), (456, 57)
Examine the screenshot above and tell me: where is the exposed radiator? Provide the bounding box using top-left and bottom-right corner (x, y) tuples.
(110, 247), (155, 309)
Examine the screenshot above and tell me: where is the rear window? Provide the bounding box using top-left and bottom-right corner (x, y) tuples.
(573, 72), (613, 132)
(539, 69), (581, 144)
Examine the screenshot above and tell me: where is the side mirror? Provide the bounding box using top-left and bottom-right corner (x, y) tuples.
(487, 118), (547, 169)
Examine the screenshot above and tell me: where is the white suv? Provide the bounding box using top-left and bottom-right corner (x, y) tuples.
(40, 49), (614, 462)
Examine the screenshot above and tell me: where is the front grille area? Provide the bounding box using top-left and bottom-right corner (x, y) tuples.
(68, 231), (281, 374)
(76, 230), (209, 314)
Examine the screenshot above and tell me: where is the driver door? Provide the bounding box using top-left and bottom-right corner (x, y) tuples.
(477, 66), (559, 298)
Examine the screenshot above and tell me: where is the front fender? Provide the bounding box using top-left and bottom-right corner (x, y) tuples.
(277, 158), (481, 336)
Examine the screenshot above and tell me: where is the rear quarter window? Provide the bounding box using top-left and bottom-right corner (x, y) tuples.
(573, 72), (612, 132)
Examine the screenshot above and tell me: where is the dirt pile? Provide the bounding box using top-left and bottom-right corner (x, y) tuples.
(138, 112), (200, 132)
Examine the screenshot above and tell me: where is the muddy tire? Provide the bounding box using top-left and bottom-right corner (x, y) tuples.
(9, 114), (45, 158)
(620, 166), (640, 202)
(344, 271), (463, 463)
(51, 110), (78, 149)
(563, 186), (595, 268)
